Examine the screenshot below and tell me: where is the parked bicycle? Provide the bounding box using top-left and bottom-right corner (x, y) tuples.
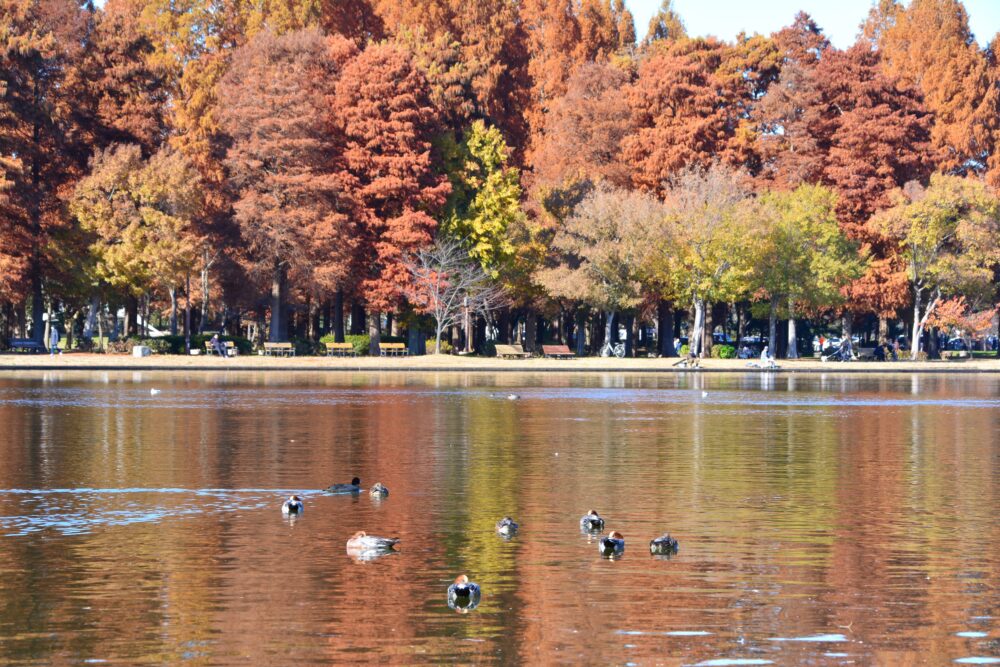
(600, 340), (626, 358)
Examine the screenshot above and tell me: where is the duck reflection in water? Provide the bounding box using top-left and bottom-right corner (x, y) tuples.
(447, 574), (481, 613)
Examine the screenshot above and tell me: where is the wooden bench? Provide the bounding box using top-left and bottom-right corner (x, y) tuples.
(8, 338), (45, 353)
(204, 340), (238, 357)
(379, 342), (408, 357)
(263, 342), (295, 357)
(495, 344), (530, 359)
(856, 347), (876, 361)
(542, 344), (574, 359)
(326, 342), (357, 357)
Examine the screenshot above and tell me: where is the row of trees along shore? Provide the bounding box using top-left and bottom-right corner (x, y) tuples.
(3, 0), (1000, 360)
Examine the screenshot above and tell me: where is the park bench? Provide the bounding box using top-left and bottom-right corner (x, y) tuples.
(204, 340), (238, 357)
(379, 342), (408, 357)
(542, 344), (574, 359)
(263, 342), (295, 357)
(326, 342), (357, 357)
(495, 344), (530, 359)
(856, 347), (876, 361)
(8, 338), (45, 353)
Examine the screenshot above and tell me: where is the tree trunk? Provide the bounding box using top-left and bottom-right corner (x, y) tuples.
(83, 293), (99, 343)
(691, 298), (705, 357)
(368, 311), (381, 355)
(625, 313), (637, 357)
(787, 316), (798, 359)
(768, 296), (778, 358)
(350, 300), (365, 335)
(184, 273), (192, 354)
(169, 286), (178, 335)
(30, 256), (44, 343)
(575, 309), (587, 356)
(269, 263), (284, 342)
(408, 324), (422, 355)
(910, 289), (924, 361)
(703, 302), (714, 357)
(657, 301), (676, 357)
(334, 289), (345, 342)
(199, 251), (210, 334)
(524, 309), (538, 353)
(124, 294), (139, 337)
(604, 310), (616, 351)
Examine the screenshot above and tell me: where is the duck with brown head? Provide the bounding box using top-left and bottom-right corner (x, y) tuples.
(281, 495), (304, 514)
(599, 531), (625, 557)
(580, 509), (604, 532)
(447, 574), (481, 612)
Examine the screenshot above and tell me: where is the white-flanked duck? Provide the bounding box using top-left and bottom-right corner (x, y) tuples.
(369, 482), (389, 498)
(281, 495), (304, 515)
(580, 509), (605, 532)
(326, 477), (362, 494)
(495, 516), (518, 537)
(599, 531), (625, 557)
(447, 574), (481, 612)
(346, 531), (399, 552)
(649, 533), (679, 555)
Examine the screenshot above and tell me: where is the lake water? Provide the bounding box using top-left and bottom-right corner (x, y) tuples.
(0, 370), (998, 665)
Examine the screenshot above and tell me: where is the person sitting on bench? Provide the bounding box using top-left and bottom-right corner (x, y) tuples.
(210, 334), (227, 358)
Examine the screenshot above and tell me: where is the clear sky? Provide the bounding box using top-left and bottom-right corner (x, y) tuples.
(629, 0), (1000, 48)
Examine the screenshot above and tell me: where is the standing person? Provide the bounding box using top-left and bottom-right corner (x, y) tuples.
(892, 338), (900, 361)
(49, 326), (60, 356)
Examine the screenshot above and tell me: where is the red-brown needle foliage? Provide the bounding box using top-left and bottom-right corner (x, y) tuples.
(335, 42), (450, 312)
(218, 28), (358, 339)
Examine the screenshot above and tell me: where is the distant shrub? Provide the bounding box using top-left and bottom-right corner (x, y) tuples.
(481, 340), (497, 357)
(712, 344), (736, 359)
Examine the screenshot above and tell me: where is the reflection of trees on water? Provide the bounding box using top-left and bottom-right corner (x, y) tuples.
(0, 373), (997, 663)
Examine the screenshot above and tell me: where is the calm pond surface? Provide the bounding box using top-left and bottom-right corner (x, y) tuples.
(0, 370), (998, 665)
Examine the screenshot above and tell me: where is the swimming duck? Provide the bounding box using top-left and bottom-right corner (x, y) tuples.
(149, 388), (161, 396)
(495, 516), (518, 537)
(599, 531), (625, 556)
(649, 533), (679, 555)
(346, 531), (399, 551)
(507, 394), (520, 400)
(580, 509), (605, 532)
(326, 477), (362, 494)
(447, 574), (481, 611)
(281, 495), (304, 515)
(369, 482), (389, 497)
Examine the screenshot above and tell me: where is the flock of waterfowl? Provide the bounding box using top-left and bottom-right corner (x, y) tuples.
(280, 478), (680, 613)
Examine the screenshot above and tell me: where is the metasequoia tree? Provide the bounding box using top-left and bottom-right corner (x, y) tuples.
(537, 184), (665, 348)
(0, 0), (88, 340)
(873, 175), (1000, 359)
(816, 44), (936, 323)
(876, 0), (993, 173)
(576, 0), (634, 63)
(335, 42), (450, 350)
(218, 28), (357, 342)
(642, 0), (686, 46)
(76, 0), (169, 153)
(624, 37), (778, 195)
(753, 184), (862, 358)
(405, 236), (508, 354)
(530, 62), (633, 189)
(521, 0), (583, 141)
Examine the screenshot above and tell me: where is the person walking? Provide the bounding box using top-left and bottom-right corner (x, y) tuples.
(49, 326), (60, 356)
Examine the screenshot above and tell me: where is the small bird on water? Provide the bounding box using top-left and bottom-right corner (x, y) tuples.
(346, 531), (399, 551)
(369, 482), (389, 497)
(649, 533), (679, 555)
(281, 495), (304, 515)
(599, 531), (625, 557)
(326, 477), (362, 494)
(149, 388), (161, 396)
(507, 394), (520, 400)
(580, 509), (605, 532)
(495, 516), (519, 537)
(447, 574), (481, 612)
